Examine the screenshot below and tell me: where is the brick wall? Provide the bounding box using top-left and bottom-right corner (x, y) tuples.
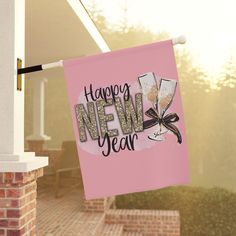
(105, 209), (180, 236)
(84, 196), (116, 212)
(84, 198), (108, 212)
(0, 169), (43, 236)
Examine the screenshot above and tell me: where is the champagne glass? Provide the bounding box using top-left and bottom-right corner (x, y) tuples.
(139, 74), (177, 141)
(138, 72), (163, 141)
(138, 72), (158, 105)
(154, 78), (177, 140)
(157, 78), (177, 117)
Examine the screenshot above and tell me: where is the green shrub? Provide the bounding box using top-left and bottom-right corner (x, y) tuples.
(116, 186), (236, 236)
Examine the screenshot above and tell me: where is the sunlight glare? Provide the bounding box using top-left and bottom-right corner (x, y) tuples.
(83, 0), (236, 84)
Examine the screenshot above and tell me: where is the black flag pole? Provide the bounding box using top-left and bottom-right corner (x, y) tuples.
(17, 36), (186, 75)
(17, 60), (63, 75)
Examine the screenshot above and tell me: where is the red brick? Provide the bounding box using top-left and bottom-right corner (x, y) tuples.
(27, 220), (34, 231)
(0, 220), (8, 227)
(4, 173), (14, 182)
(7, 231), (19, 236)
(29, 226), (36, 236)
(11, 198), (25, 208)
(10, 200), (19, 208)
(0, 199), (11, 208)
(7, 210), (21, 218)
(25, 210), (35, 222)
(0, 209), (5, 218)
(6, 189), (24, 198)
(7, 227), (25, 236)
(14, 173), (24, 183)
(25, 192), (36, 203)
(8, 219), (20, 228)
(0, 189), (5, 198)
(0, 229), (5, 236)
(25, 172), (37, 183)
(25, 183), (36, 194)
(0, 174), (3, 184)
(26, 201), (36, 212)
(19, 216), (26, 226)
(36, 169), (43, 178)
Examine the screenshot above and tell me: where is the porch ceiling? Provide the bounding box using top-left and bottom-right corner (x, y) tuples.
(25, 0), (104, 66)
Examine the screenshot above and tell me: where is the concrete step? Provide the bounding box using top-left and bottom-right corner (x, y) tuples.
(100, 223), (124, 236)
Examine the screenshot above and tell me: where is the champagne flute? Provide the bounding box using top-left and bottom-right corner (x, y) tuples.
(139, 74), (177, 141)
(138, 72), (158, 106)
(155, 78), (177, 140)
(157, 78), (177, 117)
(138, 72), (163, 141)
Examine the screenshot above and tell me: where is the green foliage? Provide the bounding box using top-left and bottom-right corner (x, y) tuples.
(116, 186), (236, 236)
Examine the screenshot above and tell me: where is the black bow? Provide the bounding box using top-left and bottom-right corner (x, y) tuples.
(143, 108), (182, 144)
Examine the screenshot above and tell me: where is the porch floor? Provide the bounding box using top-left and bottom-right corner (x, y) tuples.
(36, 175), (106, 236)
(36, 175), (177, 236)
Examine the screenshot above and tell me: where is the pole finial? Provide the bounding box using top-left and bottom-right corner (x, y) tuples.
(172, 35), (186, 45)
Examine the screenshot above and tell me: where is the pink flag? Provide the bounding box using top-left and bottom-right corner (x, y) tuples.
(63, 40), (189, 200)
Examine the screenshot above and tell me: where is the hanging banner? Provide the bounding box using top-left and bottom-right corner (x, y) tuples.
(63, 40), (189, 200)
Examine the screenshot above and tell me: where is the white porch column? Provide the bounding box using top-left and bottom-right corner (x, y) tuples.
(27, 77), (51, 141)
(0, 0), (48, 171)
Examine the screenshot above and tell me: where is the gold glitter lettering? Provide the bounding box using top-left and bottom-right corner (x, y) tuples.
(74, 103), (99, 142)
(115, 93), (143, 134)
(96, 99), (118, 138)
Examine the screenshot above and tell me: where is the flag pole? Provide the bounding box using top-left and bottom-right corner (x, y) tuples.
(17, 35), (186, 75)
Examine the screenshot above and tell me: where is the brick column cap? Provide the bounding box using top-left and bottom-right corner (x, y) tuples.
(0, 155), (48, 172)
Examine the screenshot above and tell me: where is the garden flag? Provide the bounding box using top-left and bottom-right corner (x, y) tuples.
(63, 40), (189, 200)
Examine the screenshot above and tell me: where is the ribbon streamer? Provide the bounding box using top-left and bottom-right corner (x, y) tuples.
(143, 108), (182, 144)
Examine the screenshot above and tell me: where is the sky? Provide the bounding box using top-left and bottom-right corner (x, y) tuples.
(83, 0), (236, 83)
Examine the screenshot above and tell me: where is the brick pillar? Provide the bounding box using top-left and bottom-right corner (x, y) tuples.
(0, 169), (43, 236)
(84, 196), (116, 212)
(84, 198), (107, 212)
